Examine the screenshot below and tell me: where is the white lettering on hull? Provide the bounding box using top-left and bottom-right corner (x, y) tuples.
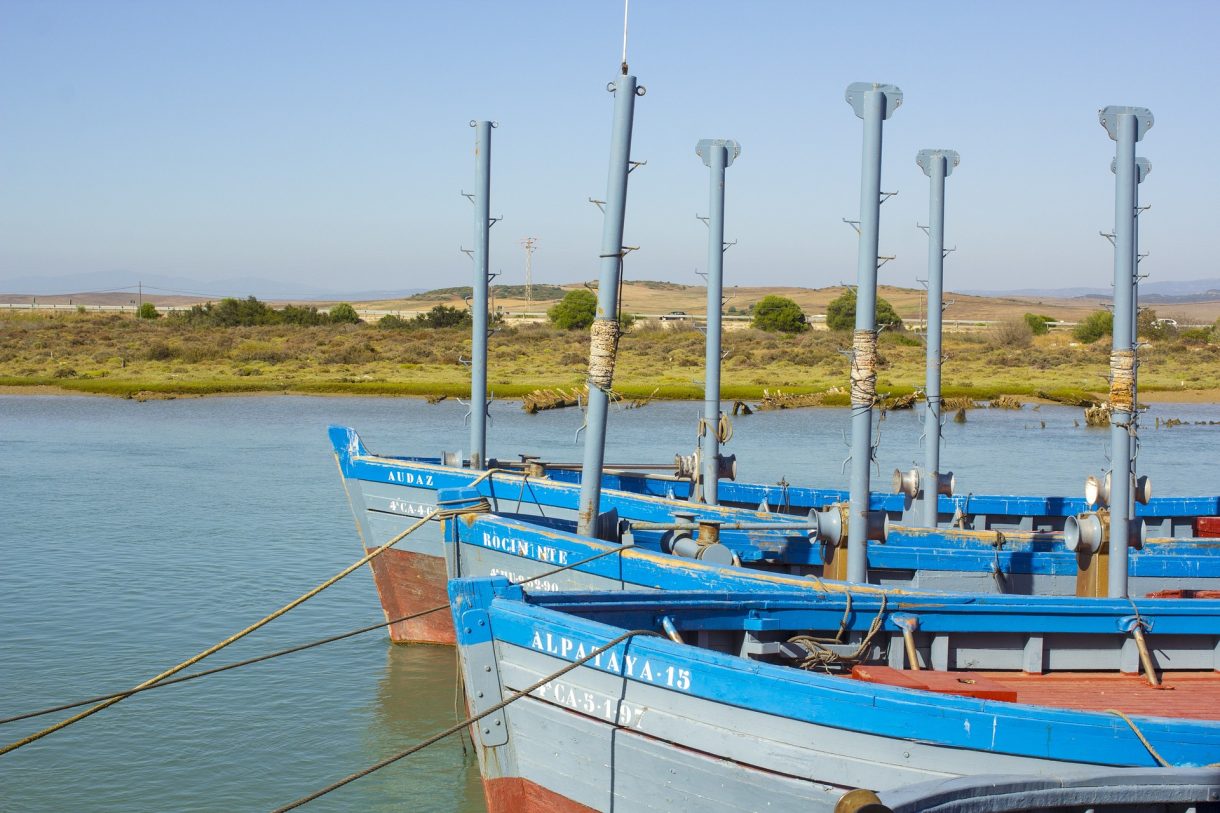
(528, 630), (693, 691)
(385, 470), (435, 486)
(478, 532), (570, 566)
(531, 680), (648, 729)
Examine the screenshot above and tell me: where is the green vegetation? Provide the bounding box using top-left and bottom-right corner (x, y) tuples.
(328, 302), (361, 324)
(751, 295), (808, 333)
(1024, 313), (1052, 335)
(825, 288), (904, 331)
(137, 303), (160, 319)
(1073, 310), (1113, 343)
(548, 289), (598, 329)
(2, 308), (1218, 402)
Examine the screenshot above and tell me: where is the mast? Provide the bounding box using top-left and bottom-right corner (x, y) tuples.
(915, 149), (959, 527)
(576, 66), (644, 537)
(695, 139), (740, 505)
(844, 82), (902, 583)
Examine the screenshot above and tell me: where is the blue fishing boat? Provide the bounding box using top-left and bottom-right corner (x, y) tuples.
(449, 574), (1220, 812)
(331, 426), (1220, 643)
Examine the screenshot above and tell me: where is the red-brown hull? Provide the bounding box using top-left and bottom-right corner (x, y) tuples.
(365, 546), (454, 645)
(484, 777), (599, 813)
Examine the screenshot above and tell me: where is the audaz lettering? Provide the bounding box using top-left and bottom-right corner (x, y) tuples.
(529, 630), (692, 691)
(385, 470), (434, 486)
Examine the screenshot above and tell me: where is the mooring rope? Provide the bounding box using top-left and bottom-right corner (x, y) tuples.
(1109, 348), (1136, 413)
(587, 317), (622, 392)
(697, 413), (733, 444)
(1106, 709), (1170, 767)
(787, 593), (888, 672)
(0, 605), (451, 727)
(0, 505), (458, 757)
(272, 628), (664, 812)
(850, 329), (878, 412)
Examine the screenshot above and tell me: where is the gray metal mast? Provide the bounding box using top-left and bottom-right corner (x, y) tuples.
(916, 149), (959, 528)
(576, 67), (644, 537)
(1127, 157), (1150, 480)
(845, 82), (902, 583)
(1099, 105), (1152, 598)
(468, 120), (494, 470)
(696, 139), (740, 505)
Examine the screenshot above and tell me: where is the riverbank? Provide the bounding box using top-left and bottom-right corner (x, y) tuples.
(4, 310), (1219, 405)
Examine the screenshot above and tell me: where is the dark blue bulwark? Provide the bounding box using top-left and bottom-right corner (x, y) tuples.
(450, 575), (1220, 769)
(330, 425), (1220, 576)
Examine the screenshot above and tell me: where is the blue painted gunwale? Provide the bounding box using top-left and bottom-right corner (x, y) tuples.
(454, 512), (1220, 583)
(449, 576), (1220, 769)
(331, 425), (1220, 521)
(333, 426), (1220, 574)
(542, 456), (1220, 519)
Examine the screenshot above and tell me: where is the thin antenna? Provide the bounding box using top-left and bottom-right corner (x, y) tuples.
(621, 0), (630, 73)
(520, 237), (538, 314)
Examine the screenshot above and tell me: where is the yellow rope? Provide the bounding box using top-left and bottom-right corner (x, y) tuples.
(1106, 708), (1170, 767)
(588, 318), (622, 392)
(0, 467), (507, 757)
(1109, 349), (1136, 413)
(850, 329), (878, 408)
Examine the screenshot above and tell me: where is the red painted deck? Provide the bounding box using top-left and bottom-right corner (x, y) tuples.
(851, 667), (1220, 720)
(365, 546), (454, 645)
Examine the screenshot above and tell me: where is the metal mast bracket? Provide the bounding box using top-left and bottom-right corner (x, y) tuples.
(845, 82), (903, 120)
(1099, 106), (1154, 142)
(695, 139), (741, 168)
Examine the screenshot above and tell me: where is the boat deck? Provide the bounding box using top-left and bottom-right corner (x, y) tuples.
(850, 667), (1220, 720)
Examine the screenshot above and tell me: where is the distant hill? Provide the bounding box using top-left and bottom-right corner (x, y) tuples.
(0, 270), (423, 301)
(962, 278), (1220, 302)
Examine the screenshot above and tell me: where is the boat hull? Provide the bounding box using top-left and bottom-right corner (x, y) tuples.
(450, 578), (1220, 813)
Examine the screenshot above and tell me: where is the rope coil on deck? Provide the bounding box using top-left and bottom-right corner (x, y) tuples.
(1109, 349), (1136, 413)
(587, 317), (622, 392)
(850, 329), (878, 408)
(787, 593), (888, 672)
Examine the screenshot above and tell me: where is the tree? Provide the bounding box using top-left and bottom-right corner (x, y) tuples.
(137, 302), (160, 319)
(1073, 310), (1113, 343)
(548, 289), (598, 330)
(825, 288), (903, 331)
(1023, 313), (1052, 336)
(751, 295), (808, 333)
(328, 302), (362, 324)
(413, 304), (470, 328)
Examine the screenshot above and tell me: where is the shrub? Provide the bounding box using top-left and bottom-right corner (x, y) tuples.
(1180, 327), (1212, 346)
(1023, 313), (1052, 335)
(145, 341), (176, 361)
(328, 303), (361, 324)
(377, 314), (409, 330)
(825, 288), (903, 331)
(1073, 310), (1113, 343)
(280, 305), (328, 326)
(413, 304), (470, 329)
(751, 295), (808, 333)
(137, 302), (160, 319)
(548, 290), (598, 330)
(991, 318), (1033, 349)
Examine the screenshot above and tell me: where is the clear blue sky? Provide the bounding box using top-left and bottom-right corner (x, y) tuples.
(2, 0), (1218, 293)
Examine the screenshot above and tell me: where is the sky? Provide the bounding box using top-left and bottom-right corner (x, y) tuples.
(2, 0), (1218, 295)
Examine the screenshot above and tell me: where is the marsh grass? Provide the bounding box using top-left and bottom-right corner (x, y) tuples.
(2, 311), (1216, 402)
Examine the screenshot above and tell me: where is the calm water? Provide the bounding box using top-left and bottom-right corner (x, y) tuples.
(2, 394), (1220, 812)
